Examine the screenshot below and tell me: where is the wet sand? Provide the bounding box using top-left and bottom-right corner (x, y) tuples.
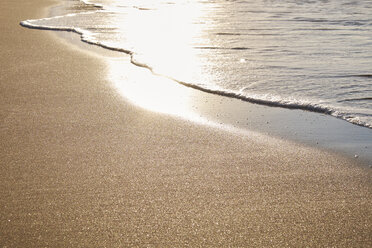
(0, 0), (371, 247)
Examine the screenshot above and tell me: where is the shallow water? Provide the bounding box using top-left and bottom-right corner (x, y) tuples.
(21, 0), (372, 128)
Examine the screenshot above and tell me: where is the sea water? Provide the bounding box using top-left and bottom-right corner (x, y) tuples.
(21, 0), (372, 128)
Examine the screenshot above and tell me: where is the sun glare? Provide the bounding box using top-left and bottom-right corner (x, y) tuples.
(108, 57), (198, 119)
(106, 1), (208, 118)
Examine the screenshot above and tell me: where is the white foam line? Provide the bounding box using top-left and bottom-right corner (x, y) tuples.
(19, 9), (372, 130)
(80, 0), (103, 8)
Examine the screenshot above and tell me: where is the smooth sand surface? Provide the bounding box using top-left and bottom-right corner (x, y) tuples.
(1, 0), (371, 247)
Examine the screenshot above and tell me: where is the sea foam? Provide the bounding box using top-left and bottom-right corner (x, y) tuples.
(21, 0), (372, 129)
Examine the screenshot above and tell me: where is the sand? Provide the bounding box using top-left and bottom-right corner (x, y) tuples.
(1, 0), (371, 247)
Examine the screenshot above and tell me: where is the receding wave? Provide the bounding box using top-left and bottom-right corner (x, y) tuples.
(215, 32), (241, 36)
(339, 97), (372, 102)
(80, 0), (103, 8)
(193, 46), (250, 50)
(19, 1), (372, 130)
(332, 74), (372, 79)
(347, 74), (372, 78)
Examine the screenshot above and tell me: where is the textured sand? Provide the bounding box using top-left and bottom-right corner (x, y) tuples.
(0, 0), (371, 247)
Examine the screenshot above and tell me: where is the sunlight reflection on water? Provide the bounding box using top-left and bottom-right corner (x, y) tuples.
(105, 1), (212, 118)
(23, 0), (372, 128)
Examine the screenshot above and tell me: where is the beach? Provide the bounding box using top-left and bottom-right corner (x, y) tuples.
(1, 0), (371, 246)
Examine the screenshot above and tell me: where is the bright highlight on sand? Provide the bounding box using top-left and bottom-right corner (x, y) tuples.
(108, 57), (197, 118)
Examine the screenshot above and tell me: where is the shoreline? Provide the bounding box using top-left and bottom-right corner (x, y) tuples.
(1, 0), (371, 246)
(23, 0), (372, 132)
(43, 0), (372, 165)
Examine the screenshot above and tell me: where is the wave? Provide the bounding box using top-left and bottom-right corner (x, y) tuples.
(193, 46), (250, 50)
(339, 97), (372, 102)
(80, 0), (103, 8)
(19, 1), (372, 130)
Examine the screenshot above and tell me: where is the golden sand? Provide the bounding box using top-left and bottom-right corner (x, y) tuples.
(0, 0), (371, 246)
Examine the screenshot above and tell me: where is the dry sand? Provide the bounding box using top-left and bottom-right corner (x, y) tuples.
(1, 0), (371, 247)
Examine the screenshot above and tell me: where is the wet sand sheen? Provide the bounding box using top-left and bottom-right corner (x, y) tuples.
(0, 0), (371, 247)
(41, 0), (372, 164)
